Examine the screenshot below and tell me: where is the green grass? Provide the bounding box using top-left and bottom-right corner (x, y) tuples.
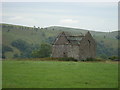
(2, 60), (118, 88)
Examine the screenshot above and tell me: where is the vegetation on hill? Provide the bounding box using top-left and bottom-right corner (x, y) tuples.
(31, 43), (52, 58)
(1, 23), (119, 60)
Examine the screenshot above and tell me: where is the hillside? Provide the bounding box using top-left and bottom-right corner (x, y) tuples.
(1, 23), (119, 59)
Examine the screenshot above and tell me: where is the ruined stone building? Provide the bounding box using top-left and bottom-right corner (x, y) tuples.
(52, 31), (96, 60)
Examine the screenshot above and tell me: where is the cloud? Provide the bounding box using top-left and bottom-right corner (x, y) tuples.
(2, 2), (117, 32)
(60, 19), (79, 24)
(2, 15), (40, 27)
(9, 16), (23, 20)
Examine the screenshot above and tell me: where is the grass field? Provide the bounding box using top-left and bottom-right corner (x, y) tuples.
(2, 60), (118, 88)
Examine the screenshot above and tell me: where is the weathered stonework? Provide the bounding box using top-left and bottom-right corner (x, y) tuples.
(52, 31), (96, 60)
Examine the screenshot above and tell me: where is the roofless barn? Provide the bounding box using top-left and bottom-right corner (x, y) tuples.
(52, 31), (96, 60)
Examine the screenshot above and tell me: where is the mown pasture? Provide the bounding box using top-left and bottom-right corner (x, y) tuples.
(2, 60), (118, 88)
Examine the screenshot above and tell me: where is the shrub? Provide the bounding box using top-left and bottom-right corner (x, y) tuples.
(58, 57), (77, 61)
(11, 39), (40, 58)
(86, 57), (95, 61)
(108, 56), (119, 61)
(2, 45), (13, 59)
(13, 54), (20, 58)
(94, 58), (105, 61)
(2, 45), (13, 54)
(31, 43), (52, 58)
(85, 57), (105, 61)
(11, 39), (30, 52)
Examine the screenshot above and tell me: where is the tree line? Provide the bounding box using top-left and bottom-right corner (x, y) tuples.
(2, 39), (119, 61)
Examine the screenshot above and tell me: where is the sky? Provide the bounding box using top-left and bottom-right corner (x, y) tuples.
(2, 2), (118, 32)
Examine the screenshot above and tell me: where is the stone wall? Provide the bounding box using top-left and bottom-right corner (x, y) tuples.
(52, 31), (96, 60)
(79, 32), (96, 60)
(52, 45), (68, 57)
(52, 45), (80, 60)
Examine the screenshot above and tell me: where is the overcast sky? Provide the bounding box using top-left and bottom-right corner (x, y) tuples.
(2, 2), (118, 32)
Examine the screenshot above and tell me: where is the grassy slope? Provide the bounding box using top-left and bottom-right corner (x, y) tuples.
(2, 23), (119, 58)
(2, 60), (118, 88)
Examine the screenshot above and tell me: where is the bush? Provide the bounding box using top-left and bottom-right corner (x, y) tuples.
(2, 45), (13, 54)
(95, 58), (106, 61)
(31, 43), (52, 58)
(86, 57), (95, 61)
(96, 41), (118, 59)
(46, 36), (55, 44)
(58, 57), (77, 61)
(108, 56), (119, 61)
(13, 54), (19, 58)
(11, 39), (40, 58)
(11, 39), (30, 52)
(85, 57), (105, 61)
(2, 45), (13, 59)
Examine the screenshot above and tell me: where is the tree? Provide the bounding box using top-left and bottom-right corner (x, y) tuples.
(46, 36), (55, 44)
(2, 45), (13, 54)
(11, 39), (40, 58)
(115, 35), (120, 40)
(31, 43), (52, 58)
(41, 32), (45, 37)
(11, 39), (30, 52)
(34, 26), (36, 28)
(38, 27), (40, 30)
(104, 35), (106, 39)
(13, 54), (19, 58)
(7, 29), (10, 32)
(2, 45), (13, 59)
